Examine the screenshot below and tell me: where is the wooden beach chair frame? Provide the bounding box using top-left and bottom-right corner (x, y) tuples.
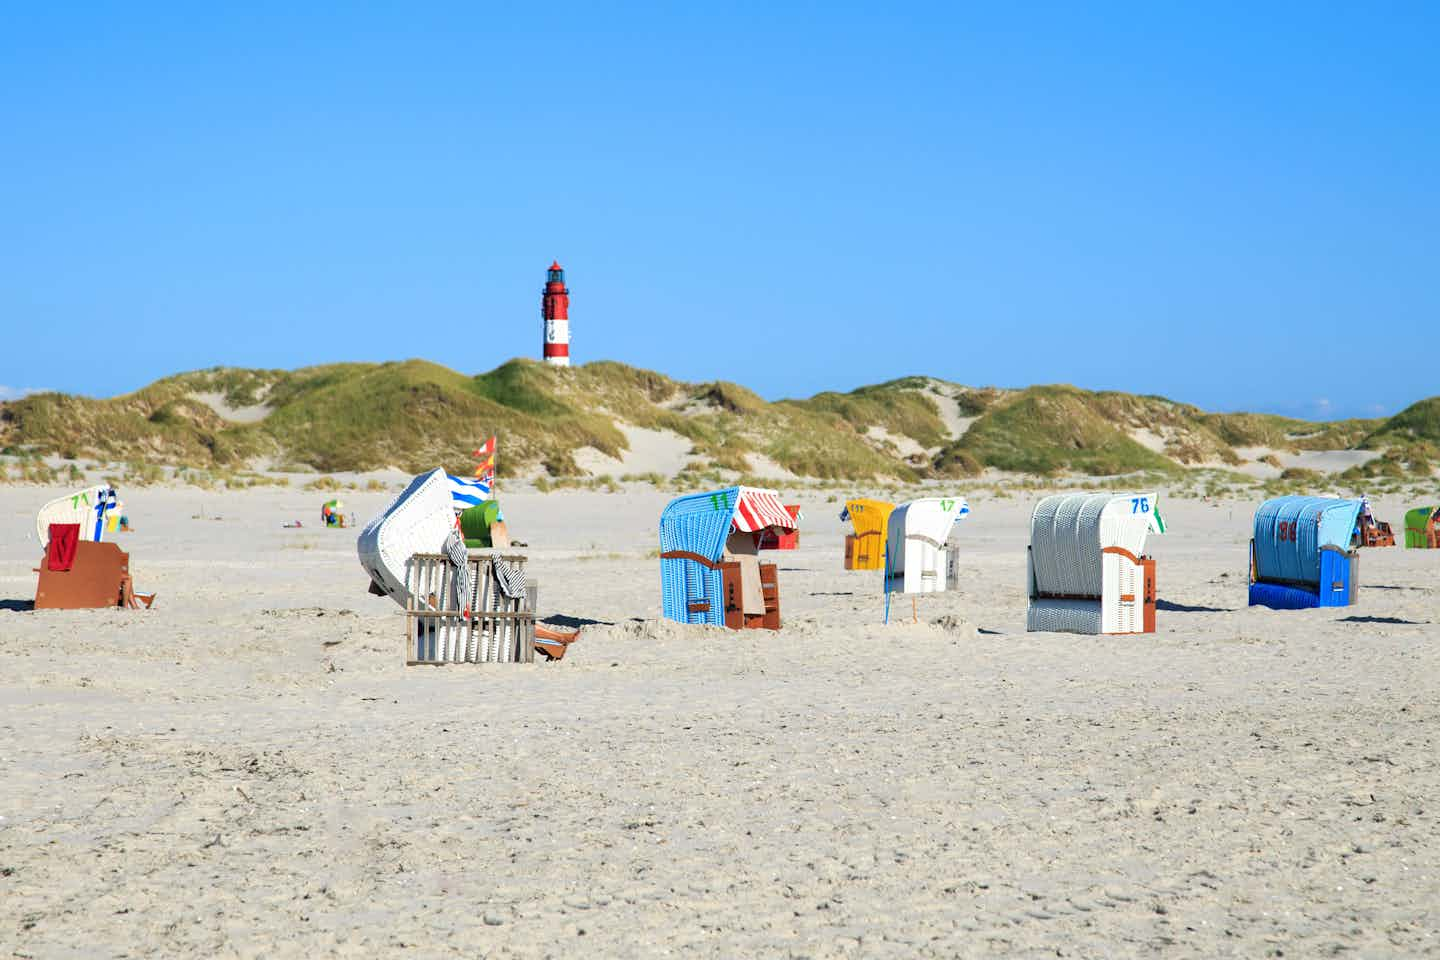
(403, 552), (543, 664)
(1026, 492), (1163, 634)
(1357, 514), (1396, 548)
(34, 540), (156, 610)
(659, 549), (782, 631)
(1402, 507), (1440, 548)
(842, 499), (893, 571)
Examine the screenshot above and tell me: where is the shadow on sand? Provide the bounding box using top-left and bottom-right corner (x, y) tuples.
(0, 599), (35, 613)
(1157, 599), (1233, 613)
(543, 614), (614, 629)
(1338, 615), (1430, 626)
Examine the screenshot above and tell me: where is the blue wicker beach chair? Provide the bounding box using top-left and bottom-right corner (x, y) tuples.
(659, 486), (797, 630)
(1248, 496), (1362, 609)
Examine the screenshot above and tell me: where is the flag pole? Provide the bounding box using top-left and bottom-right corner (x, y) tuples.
(883, 542), (891, 625)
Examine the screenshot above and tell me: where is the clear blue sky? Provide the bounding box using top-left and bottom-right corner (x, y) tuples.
(3, 2), (1435, 419)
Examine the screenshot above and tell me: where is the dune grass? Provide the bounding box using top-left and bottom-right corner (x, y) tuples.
(938, 385), (1182, 477)
(2, 358), (1435, 483)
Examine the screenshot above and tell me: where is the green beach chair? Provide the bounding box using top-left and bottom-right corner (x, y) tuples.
(459, 501), (501, 549)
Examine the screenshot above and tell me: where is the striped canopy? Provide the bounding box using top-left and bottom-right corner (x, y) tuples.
(732, 487), (798, 533)
(659, 486), (795, 567)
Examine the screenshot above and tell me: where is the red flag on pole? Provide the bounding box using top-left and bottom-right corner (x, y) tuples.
(473, 435), (496, 481)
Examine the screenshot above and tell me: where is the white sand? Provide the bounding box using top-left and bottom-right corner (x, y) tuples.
(2, 486), (1438, 956)
(865, 426), (930, 461)
(1231, 446), (1385, 479)
(744, 453), (802, 481)
(921, 381), (979, 442)
(1131, 427), (1169, 454)
(191, 392), (273, 424)
(571, 425), (694, 478)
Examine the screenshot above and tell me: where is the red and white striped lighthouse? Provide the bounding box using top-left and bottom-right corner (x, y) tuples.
(541, 260), (570, 366)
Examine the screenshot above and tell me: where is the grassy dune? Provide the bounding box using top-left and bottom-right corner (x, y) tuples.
(2, 358), (1435, 481)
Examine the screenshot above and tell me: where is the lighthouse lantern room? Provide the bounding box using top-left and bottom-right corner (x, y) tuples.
(541, 261), (570, 366)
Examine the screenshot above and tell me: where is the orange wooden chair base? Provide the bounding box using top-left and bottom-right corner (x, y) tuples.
(1359, 518), (1396, 548)
(534, 625), (580, 661)
(35, 541), (154, 610)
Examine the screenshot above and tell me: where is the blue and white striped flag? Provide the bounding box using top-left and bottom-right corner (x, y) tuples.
(447, 474), (492, 509)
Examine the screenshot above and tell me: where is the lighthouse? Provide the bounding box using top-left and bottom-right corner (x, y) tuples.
(541, 260), (570, 366)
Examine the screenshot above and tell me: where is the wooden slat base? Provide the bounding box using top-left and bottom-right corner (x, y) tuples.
(404, 553), (537, 664)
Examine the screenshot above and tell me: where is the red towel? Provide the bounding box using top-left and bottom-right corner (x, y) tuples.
(47, 523), (80, 572)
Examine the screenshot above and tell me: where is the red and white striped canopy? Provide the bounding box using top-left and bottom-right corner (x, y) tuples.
(732, 487), (799, 533)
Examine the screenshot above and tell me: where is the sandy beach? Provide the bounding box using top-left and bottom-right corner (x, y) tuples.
(2, 484), (1437, 957)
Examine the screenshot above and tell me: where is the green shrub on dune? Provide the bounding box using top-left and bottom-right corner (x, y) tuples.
(1361, 397), (1440, 449)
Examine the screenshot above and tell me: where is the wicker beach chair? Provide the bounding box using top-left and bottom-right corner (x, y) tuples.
(34, 524), (156, 610)
(358, 469), (458, 606)
(659, 486), (796, 630)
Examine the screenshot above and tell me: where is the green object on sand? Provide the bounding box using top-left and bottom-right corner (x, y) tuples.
(1404, 506), (1438, 548)
(460, 501), (500, 548)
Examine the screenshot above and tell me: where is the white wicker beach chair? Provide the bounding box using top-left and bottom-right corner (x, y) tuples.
(35, 485), (119, 546)
(357, 469), (457, 606)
